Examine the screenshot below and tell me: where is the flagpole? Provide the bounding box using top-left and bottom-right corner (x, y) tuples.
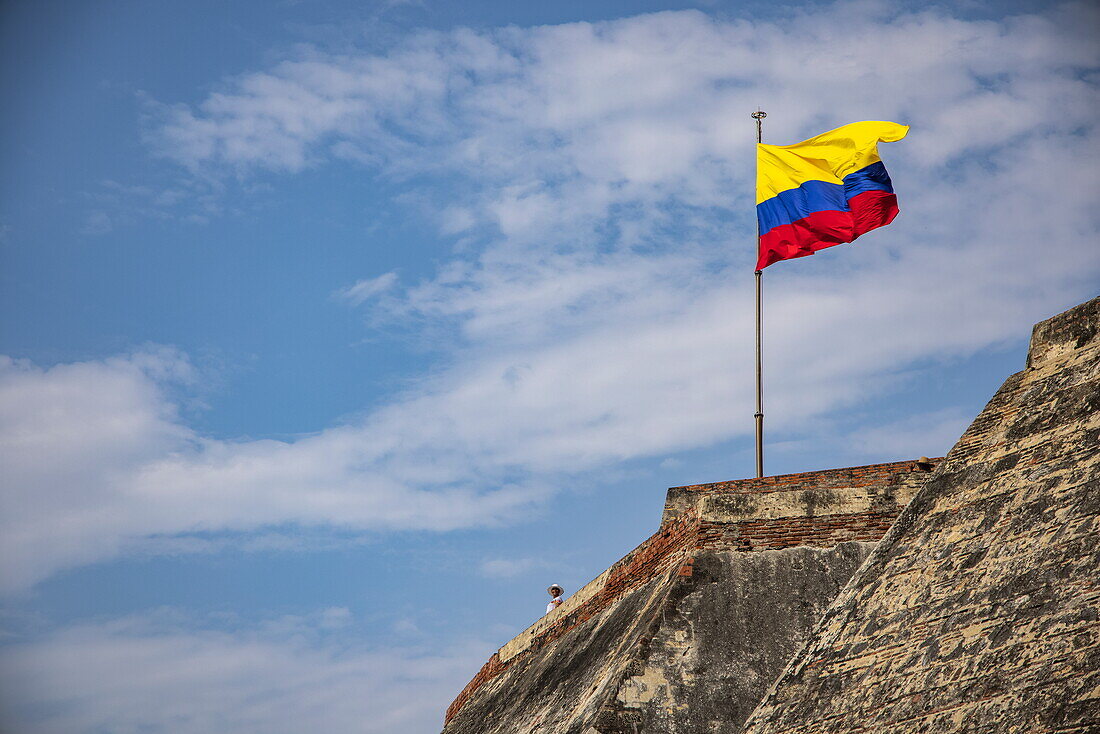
(751, 109), (766, 479)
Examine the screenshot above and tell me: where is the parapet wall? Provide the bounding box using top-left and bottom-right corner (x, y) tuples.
(669, 458), (935, 552)
(443, 457), (940, 731)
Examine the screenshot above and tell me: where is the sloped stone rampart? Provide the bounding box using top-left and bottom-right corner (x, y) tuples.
(741, 296), (1100, 734)
(444, 513), (701, 725)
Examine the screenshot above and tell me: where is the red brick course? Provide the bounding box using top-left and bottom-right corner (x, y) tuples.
(696, 512), (899, 552)
(671, 458), (934, 496)
(445, 653), (506, 725)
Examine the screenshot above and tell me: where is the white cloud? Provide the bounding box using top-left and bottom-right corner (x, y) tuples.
(479, 556), (540, 578)
(439, 205), (477, 235)
(0, 610), (485, 734)
(773, 406), (975, 465)
(319, 606), (354, 629)
(3, 3), (1099, 592)
(80, 210), (113, 235)
(847, 408), (973, 459)
(0, 347), (554, 593)
(335, 271), (399, 305)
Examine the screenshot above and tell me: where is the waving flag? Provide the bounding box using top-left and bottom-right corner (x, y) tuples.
(756, 121), (908, 270)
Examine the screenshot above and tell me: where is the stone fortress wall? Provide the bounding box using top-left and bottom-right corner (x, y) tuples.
(443, 295), (1099, 734)
(741, 297), (1100, 733)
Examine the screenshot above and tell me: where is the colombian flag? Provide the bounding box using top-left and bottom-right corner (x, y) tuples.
(756, 121), (908, 270)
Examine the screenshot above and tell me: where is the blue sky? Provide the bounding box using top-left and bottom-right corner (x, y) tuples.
(1, 0), (1097, 731)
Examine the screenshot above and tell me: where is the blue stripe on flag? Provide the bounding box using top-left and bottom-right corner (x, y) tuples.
(757, 162), (894, 233)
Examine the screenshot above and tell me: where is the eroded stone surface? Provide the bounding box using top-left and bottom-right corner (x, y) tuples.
(741, 296), (1100, 734)
(664, 460), (933, 524)
(610, 543), (874, 734)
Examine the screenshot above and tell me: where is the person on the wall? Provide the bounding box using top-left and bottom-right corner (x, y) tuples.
(545, 584), (565, 614)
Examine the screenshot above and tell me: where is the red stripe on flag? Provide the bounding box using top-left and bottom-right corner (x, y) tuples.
(757, 191), (899, 270)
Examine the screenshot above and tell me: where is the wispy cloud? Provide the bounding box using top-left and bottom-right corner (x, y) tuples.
(0, 609), (485, 734)
(0, 348), (545, 593)
(848, 408), (973, 459)
(336, 271), (399, 305)
(3, 3), (1099, 593)
(479, 556), (542, 579)
(80, 211), (114, 236)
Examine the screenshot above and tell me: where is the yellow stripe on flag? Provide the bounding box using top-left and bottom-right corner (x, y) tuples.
(756, 121), (909, 204)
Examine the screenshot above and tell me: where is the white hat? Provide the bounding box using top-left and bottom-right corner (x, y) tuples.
(547, 584), (564, 595)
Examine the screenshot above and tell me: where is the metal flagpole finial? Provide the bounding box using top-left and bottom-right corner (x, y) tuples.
(751, 110), (766, 145)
